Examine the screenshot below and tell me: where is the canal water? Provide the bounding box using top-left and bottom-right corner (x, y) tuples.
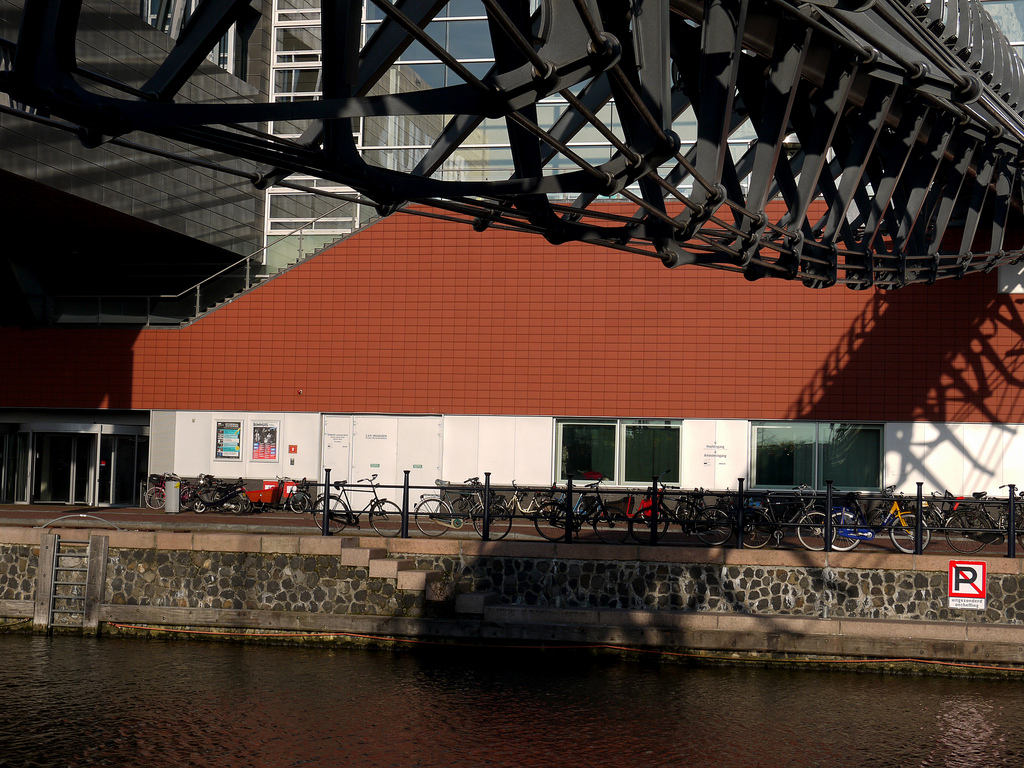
(1, 634), (1022, 767)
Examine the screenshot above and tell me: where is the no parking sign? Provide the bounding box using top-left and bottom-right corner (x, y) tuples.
(948, 560), (987, 610)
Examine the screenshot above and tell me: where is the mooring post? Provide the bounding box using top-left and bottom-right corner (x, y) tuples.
(915, 482), (924, 555)
(401, 470), (410, 538)
(482, 472), (491, 542)
(736, 478), (745, 550)
(649, 475), (659, 546)
(824, 479), (833, 552)
(321, 467), (331, 536)
(1007, 484), (1017, 559)
(565, 474), (574, 543)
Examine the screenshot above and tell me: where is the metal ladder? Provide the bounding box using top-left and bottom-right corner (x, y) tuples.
(49, 536), (90, 629)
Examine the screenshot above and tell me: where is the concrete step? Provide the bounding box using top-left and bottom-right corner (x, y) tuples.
(397, 569), (446, 595)
(368, 557), (414, 579)
(340, 547), (387, 567)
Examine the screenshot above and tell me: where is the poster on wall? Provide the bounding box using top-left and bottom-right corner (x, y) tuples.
(215, 421), (242, 460)
(252, 421), (280, 461)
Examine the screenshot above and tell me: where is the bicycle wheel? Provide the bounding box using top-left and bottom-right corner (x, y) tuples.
(695, 504), (733, 546)
(369, 499), (403, 538)
(534, 499), (568, 541)
(313, 495), (350, 534)
(472, 498), (513, 540)
(796, 510), (831, 551)
(830, 511), (861, 552)
(234, 492), (253, 515)
(178, 483), (197, 512)
(944, 507), (990, 554)
(144, 486), (165, 510)
(741, 508), (772, 549)
(628, 502), (670, 544)
(414, 497), (452, 537)
(889, 511), (930, 553)
(288, 491), (312, 513)
(592, 502), (631, 544)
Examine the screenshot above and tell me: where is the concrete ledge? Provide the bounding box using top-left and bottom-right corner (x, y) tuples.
(107, 531), (158, 549)
(192, 533), (262, 553)
(0, 527), (42, 545)
(259, 535), (304, 554)
(462, 540), (557, 558)
(388, 538), (462, 557)
(298, 536), (351, 555)
(155, 532), (195, 551)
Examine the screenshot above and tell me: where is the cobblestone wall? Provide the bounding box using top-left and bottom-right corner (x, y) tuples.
(413, 555), (1022, 625)
(105, 549), (427, 617)
(0, 544), (37, 602)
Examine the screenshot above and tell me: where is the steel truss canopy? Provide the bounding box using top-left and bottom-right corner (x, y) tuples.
(5, 0), (1024, 288)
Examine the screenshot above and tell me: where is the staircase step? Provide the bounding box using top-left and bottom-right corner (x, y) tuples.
(369, 558), (414, 579)
(397, 569), (445, 593)
(340, 547), (387, 567)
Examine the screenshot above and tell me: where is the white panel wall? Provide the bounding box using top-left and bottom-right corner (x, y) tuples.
(884, 421), (1024, 495)
(441, 415), (553, 487)
(169, 411), (321, 480)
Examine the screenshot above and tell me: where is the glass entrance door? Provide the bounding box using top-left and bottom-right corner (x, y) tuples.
(99, 434), (144, 506)
(33, 433), (94, 504)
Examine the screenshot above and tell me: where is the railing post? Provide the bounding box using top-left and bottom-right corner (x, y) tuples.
(565, 474), (574, 544)
(824, 479), (833, 553)
(321, 467), (332, 536)
(482, 472), (491, 542)
(1007, 484), (1017, 559)
(649, 475), (659, 546)
(401, 470), (410, 539)
(736, 478), (745, 550)
(915, 482), (924, 555)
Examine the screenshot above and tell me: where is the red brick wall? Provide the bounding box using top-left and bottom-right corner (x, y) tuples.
(4, 210), (1024, 423)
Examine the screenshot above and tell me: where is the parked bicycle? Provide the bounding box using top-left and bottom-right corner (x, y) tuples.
(532, 478), (629, 544)
(943, 485), (1024, 554)
(194, 475), (251, 514)
(796, 488), (925, 553)
(314, 474), (402, 537)
(144, 473), (198, 512)
(287, 477), (315, 513)
(413, 478), (512, 539)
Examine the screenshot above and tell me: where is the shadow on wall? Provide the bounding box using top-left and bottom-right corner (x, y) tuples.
(0, 328), (141, 409)
(787, 275), (1024, 491)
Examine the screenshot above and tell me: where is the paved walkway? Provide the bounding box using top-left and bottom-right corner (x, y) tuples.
(0, 504), (327, 535)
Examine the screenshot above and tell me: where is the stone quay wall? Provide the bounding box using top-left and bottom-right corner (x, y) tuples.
(4, 527), (1024, 669)
(0, 543), (38, 603)
(416, 550), (1021, 625)
(105, 548), (428, 617)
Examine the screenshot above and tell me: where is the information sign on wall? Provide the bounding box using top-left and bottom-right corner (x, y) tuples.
(252, 420), (280, 461)
(215, 421), (242, 460)
(948, 560), (987, 610)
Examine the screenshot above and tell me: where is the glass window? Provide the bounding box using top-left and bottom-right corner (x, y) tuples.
(623, 423), (680, 485)
(819, 423), (882, 490)
(447, 21), (493, 59)
(752, 424), (815, 489)
(558, 423), (616, 481)
(751, 422), (882, 491)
